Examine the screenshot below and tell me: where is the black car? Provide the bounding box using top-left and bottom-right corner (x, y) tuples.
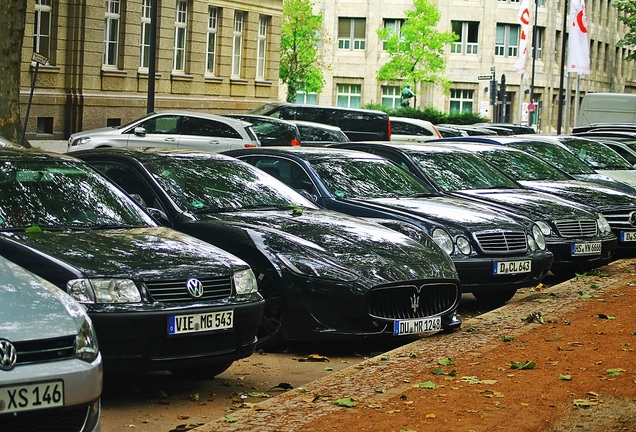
(222, 114), (302, 147)
(0, 147), (264, 378)
(434, 142), (636, 252)
(73, 148), (462, 348)
(331, 142), (618, 276)
(225, 147), (554, 305)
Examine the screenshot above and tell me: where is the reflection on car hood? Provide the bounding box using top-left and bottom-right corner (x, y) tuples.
(518, 180), (636, 211)
(2, 227), (246, 280)
(594, 170), (636, 189)
(454, 189), (596, 220)
(198, 209), (458, 282)
(573, 173), (636, 195)
(0, 269), (81, 340)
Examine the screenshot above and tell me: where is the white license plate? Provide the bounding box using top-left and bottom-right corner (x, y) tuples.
(621, 231), (636, 242)
(0, 380), (64, 414)
(571, 242), (602, 256)
(393, 317), (442, 336)
(168, 310), (233, 335)
(493, 260), (531, 275)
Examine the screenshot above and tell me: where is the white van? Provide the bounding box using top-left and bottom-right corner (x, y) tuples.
(575, 93), (636, 127)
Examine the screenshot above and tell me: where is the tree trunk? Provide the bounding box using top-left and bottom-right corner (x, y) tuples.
(0, 0), (27, 147)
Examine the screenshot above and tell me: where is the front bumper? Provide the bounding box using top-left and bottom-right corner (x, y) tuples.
(547, 236), (617, 273)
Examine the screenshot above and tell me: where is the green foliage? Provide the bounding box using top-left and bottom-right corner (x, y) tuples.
(361, 103), (487, 125)
(376, 0), (458, 91)
(280, 0), (326, 102)
(614, 0), (636, 61)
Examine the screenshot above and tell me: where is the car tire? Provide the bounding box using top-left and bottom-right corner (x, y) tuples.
(472, 287), (518, 306)
(256, 276), (285, 351)
(169, 361), (234, 380)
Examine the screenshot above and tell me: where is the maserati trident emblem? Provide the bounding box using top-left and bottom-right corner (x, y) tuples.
(410, 292), (420, 314)
(0, 340), (17, 371)
(186, 278), (204, 298)
(629, 211), (636, 227)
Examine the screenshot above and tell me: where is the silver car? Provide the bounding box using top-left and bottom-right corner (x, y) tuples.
(0, 256), (102, 431)
(68, 110), (260, 152)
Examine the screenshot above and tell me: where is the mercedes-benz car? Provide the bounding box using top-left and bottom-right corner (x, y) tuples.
(224, 146), (555, 305)
(0, 146), (264, 378)
(0, 255), (102, 431)
(72, 147), (463, 348)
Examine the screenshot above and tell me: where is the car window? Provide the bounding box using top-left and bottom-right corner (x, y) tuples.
(562, 138), (633, 170)
(478, 150), (572, 181)
(508, 142), (596, 175)
(392, 122), (433, 136)
(137, 115), (181, 134)
(182, 117), (242, 139)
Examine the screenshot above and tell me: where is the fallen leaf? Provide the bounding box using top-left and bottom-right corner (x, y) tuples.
(511, 360), (536, 370)
(333, 397), (356, 408)
(438, 357), (454, 366)
(416, 381), (437, 389)
(607, 369), (624, 376)
(267, 383), (293, 391)
(598, 314), (616, 320)
(500, 335), (515, 342)
(425, 413), (436, 419)
(558, 374), (572, 380)
(481, 389), (504, 398)
(298, 354), (330, 362)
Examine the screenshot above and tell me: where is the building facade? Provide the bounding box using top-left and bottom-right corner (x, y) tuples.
(307, 0), (635, 133)
(21, 0), (282, 140)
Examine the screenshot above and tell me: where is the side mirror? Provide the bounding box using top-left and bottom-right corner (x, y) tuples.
(134, 127), (147, 137)
(147, 207), (170, 224)
(296, 189), (318, 203)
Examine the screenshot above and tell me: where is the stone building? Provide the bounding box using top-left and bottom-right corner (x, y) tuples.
(20, 0), (282, 140)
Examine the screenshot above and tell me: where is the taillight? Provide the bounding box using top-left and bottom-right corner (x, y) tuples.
(244, 143), (257, 148)
(387, 119), (392, 140)
(291, 139), (301, 146)
(433, 125), (442, 138)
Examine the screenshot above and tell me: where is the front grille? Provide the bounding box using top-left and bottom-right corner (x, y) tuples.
(603, 208), (636, 229)
(474, 230), (527, 253)
(368, 282), (459, 320)
(554, 219), (597, 238)
(12, 336), (75, 365)
(145, 277), (233, 302)
(0, 405), (89, 432)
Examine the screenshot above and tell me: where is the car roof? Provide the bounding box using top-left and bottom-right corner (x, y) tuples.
(389, 117), (434, 125)
(72, 146), (240, 163)
(226, 146), (386, 161)
(253, 102), (388, 115)
(0, 145), (79, 162)
(286, 120), (344, 131)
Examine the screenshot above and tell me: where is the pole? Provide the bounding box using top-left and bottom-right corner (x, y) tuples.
(557, 0), (569, 134)
(518, 72), (524, 124)
(21, 63), (39, 148)
(564, 73), (571, 134)
(529, 0), (539, 126)
(574, 74), (581, 125)
(147, 0), (158, 113)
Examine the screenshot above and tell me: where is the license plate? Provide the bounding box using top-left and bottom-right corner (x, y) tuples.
(620, 231), (636, 242)
(168, 310), (233, 335)
(493, 260), (531, 275)
(571, 242), (602, 256)
(393, 317), (442, 336)
(0, 380), (64, 414)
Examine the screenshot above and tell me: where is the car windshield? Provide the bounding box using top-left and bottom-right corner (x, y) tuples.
(477, 149), (572, 181)
(408, 151), (519, 191)
(561, 138), (633, 170)
(507, 141), (596, 175)
(143, 155), (317, 213)
(0, 160), (154, 230)
(310, 157), (436, 198)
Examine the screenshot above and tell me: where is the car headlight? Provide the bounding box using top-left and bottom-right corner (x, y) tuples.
(277, 253), (359, 281)
(531, 224), (547, 250)
(456, 236), (471, 255)
(76, 317), (99, 363)
(597, 213), (612, 234)
(432, 228), (453, 255)
(527, 234), (537, 251)
(233, 268), (258, 295)
(70, 136), (92, 147)
(67, 278), (141, 303)
(535, 221), (552, 236)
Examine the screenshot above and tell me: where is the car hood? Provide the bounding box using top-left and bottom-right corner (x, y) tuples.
(196, 209), (458, 282)
(594, 170), (636, 190)
(518, 180), (636, 211)
(71, 126), (120, 138)
(573, 173), (636, 195)
(453, 189), (596, 220)
(1, 227), (246, 280)
(0, 265), (87, 341)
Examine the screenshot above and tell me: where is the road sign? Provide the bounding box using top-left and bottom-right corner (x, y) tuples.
(478, 75), (493, 80)
(528, 103), (536, 112)
(31, 52), (48, 65)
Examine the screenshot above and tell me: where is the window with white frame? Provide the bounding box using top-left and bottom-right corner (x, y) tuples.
(103, 0), (120, 67)
(497, 0), (520, 3)
(495, 24), (519, 57)
(532, 26), (544, 60)
(296, 91), (318, 104)
(140, 0), (151, 69)
(381, 86), (402, 109)
(451, 21), (479, 55)
(336, 84), (361, 108)
(382, 19), (403, 50)
(449, 89), (474, 114)
(337, 18), (366, 51)
(206, 7), (218, 75)
(232, 11), (244, 77)
(34, 0), (52, 61)
(173, 0), (188, 73)
(256, 15), (269, 79)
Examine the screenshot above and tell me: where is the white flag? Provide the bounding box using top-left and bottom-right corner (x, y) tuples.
(568, 0), (591, 74)
(515, 0), (531, 73)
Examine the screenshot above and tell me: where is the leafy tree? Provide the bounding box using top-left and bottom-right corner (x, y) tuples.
(376, 0), (458, 104)
(614, 0), (636, 61)
(280, 0), (326, 102)
(0, 0), (28, 146)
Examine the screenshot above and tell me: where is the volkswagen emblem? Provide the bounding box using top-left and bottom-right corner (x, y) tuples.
(186, 278), (204, 298)
(0, 340), (17, 371)
(630, 211), (636, 227)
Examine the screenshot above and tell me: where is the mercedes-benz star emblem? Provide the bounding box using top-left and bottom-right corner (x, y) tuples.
(186, 278), (204, 298)
(0, 339), (17, 371)
(629, 211), (636, 227)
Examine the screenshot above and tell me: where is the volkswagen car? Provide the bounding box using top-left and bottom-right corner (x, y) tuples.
(72, 148), (463, 348)
(0, 146), (264, 378)
(224, 147), (554, 305)
(0, 256), (102, 431)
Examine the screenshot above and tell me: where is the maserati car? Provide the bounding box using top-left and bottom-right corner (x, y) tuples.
(225, 146), (554, 305)
(72, 148), (463, 348)
(0, 146), (265, 378)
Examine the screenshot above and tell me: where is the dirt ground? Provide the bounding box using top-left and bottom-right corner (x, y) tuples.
(193, 258), (636, 432)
